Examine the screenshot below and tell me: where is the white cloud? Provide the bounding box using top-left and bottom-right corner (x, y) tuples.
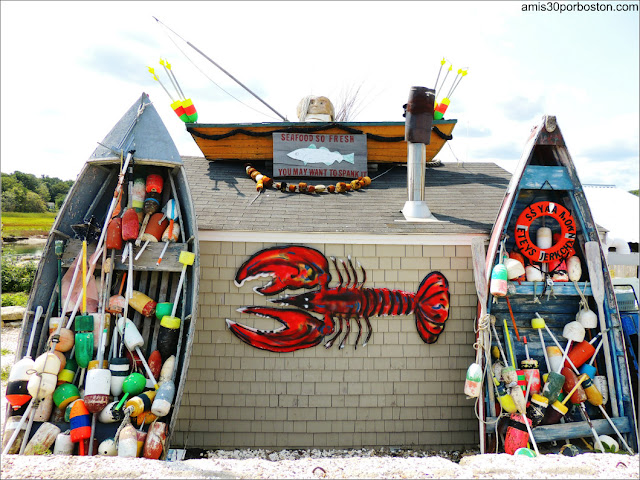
(1, 1), (638, 192)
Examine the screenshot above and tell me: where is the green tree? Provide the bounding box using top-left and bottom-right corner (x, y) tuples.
(13, 171), (40, 192)
(1, 189), (17, 211)
(1, 174), (19, 191)
(36, 183), (50, 202)
(24, 191), (46, 212)
(54, 193), (68, 210)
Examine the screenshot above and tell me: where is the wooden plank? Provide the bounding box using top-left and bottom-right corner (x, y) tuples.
(484, 417), (631, 443)
(509, 281), (592, 296)
(520, 166), (574, 190)
(61, 239), (187, 272)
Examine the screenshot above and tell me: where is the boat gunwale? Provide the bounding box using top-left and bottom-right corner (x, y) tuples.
(187, 119), (458, 129)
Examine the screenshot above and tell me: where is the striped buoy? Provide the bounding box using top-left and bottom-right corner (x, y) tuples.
(157, 316), (180, 361)
(125, 390), (156, 417)
(84, 365), (111, 414)
(53, 383), (80, 409)
(57, 357), (78, 385)
(69, 400), (91, 455)
(109, 357), (130, 397)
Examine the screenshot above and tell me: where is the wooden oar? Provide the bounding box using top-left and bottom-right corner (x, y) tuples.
(471, 238), (494, 454)
(584, 241), (618, 417)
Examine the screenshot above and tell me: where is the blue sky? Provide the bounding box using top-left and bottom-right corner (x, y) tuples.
(2, 1), (638, 191)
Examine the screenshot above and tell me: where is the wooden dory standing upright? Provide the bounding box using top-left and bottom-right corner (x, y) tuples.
(477, 115), (638, 453)
(13, 93), (199, 458)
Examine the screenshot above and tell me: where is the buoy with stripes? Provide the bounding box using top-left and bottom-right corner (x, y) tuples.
(109, 357), (130, 398)
(70, 400), (91, 455)
(53, 383), (80, 410)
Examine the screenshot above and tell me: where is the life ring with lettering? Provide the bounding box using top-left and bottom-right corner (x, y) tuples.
(514, 201), (576, 263)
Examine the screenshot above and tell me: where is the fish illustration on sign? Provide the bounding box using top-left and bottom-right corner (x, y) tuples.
(287, 144), (355, 166)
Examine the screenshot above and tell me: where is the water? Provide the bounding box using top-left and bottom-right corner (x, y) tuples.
(2, 240), (46, 259)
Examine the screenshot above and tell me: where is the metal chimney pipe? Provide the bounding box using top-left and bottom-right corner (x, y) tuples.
(402, 86), (437, 221)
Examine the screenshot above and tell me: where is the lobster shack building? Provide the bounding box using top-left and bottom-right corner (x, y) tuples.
(170, 103), (514, 450)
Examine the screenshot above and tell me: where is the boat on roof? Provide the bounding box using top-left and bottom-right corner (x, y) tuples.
(186, 119), (456, 164)
(472, 115), (638, 454)
(6, 93), (199, 459)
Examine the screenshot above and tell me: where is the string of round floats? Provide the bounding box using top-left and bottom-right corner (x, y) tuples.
(245, 164), (372, 194)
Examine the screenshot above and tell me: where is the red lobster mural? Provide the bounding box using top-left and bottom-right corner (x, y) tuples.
(226, 245), (450, 352)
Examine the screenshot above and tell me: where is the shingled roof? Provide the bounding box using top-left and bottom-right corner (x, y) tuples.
(182, 156), (511, 235)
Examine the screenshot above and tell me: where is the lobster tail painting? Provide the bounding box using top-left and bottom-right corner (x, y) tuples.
(226, 245), (450, 353)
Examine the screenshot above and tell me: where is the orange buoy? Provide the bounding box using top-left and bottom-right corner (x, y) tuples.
(70, 400), (91, 455)
(143, 421), (167, 459)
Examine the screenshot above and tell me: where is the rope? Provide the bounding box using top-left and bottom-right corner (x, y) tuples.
(114, 406), (133, 449)
(187, 123), (454, 144)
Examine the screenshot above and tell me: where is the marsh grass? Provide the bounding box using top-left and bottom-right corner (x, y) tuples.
(1, 212), (57, 237)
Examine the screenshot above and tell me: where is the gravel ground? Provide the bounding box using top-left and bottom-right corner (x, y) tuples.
(2, 323), (638, 479)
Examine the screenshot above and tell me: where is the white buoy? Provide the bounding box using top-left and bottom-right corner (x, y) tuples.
(505, 258), (525, 280)
(567, 256), (581, 282)
(151, 380), (175, 417)
(117, 423), (138, 458)
(98, 401), (124, 423)
(576, 308), (598, 329)
(536, 227), (553, 248)
(158, 356), (175, 384)
(53, 432), (74, 455)
(596, 434), (619, 452)
(594, 376), (608, 405)
(98, 438), (117, 456)
(33, 394), (53, 422)
(525, 265), (544, 282)
(109, 358), (129, 397)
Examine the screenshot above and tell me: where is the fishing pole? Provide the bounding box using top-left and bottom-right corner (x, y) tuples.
(160, 59), (183, 100)
(153, 16), (288, 121)
(434, 57), (446, 92)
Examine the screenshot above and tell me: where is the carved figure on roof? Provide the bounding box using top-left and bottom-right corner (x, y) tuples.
(297, 96), (335, 122)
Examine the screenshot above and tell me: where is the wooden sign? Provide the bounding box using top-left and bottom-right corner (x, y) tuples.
(273, 133), (367, 179)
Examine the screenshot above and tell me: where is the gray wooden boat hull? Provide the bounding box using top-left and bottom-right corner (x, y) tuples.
(478, 115), (638, 453)
(13, 93), (199, 458)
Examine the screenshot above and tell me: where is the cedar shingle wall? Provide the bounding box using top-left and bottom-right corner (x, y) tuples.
(173, 240), (479, 450)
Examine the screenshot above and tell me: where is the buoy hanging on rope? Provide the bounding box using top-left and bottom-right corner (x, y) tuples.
(117, 420), (138, 458)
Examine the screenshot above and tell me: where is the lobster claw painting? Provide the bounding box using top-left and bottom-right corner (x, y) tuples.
(226, 245), (451, 352)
